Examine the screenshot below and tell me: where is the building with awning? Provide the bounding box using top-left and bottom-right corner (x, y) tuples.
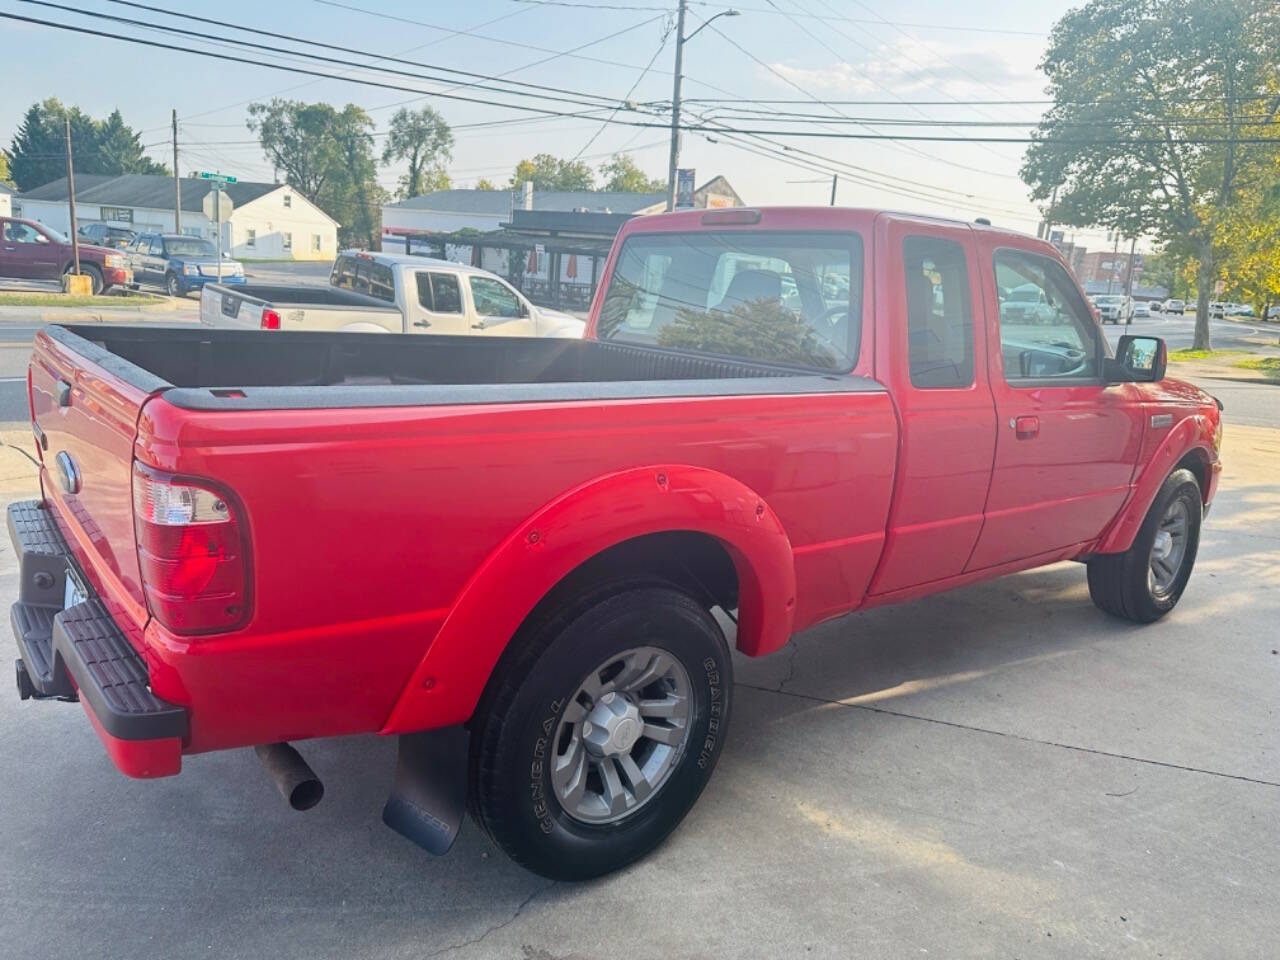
(380, 177), (743, 311)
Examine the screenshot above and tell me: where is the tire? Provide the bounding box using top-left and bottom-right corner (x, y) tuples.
(166, 272), (183, 297)
(1087, 468), (1202, 623)
(64, 263), (103, 295)
(469, 584), (732, 880)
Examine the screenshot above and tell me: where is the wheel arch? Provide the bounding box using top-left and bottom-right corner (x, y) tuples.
(380, 464), (796, 734)
(1096, 414), (1215, 555)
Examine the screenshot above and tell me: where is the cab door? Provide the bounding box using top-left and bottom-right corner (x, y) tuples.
(408, 270), (473, 336)
(2, 220), (44, 279)
(867, 216), (997, 595)
(965, 241), (1144, 570)
(465, 274), (537, 337)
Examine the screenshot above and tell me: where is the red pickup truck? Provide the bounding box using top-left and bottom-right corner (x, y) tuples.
(8, 208), (1221, 880)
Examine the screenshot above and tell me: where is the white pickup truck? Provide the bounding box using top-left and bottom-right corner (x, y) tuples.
(200, 251), (586, 338)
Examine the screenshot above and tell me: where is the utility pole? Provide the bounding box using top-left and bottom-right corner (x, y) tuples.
(829, 174), (838, 206)
(1044, 185), (1058, 244)
(214, 180), (223, 281)
(64, 117), (80, 280)
(665, 0), (688, 212)
(1123, 235), (1138, 315)
(173, 109), (182, 235)
(1106, 231), (1120, 295)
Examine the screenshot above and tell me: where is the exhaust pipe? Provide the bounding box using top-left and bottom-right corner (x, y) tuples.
(255, 742), (324, 811)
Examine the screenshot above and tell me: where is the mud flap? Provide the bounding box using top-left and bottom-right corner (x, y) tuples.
(381, 726), (470, 856)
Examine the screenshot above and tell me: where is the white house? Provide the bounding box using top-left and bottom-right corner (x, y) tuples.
(0, 183), (13, 218)
(16, 174), (338, 260)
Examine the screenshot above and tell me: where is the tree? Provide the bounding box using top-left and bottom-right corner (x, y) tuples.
(508, 153), (594, 191)
(249, 99), (386, 247)
(0, 151), (13, 188)
(474, 178), (497, 190)
(1021, 0), (1280, 349)
(95, 110), (168, 177)
(598, 153), (664, 193)
(1216, 162), (1280, 316)
(382, 106), (453, 200)
(248, 99), (341, 200)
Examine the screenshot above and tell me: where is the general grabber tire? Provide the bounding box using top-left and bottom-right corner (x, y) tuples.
(1087, 467), (1202, 623)
(469, 584), (732, 880)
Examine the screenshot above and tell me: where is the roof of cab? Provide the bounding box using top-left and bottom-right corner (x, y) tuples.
(339, 249), (496, 275)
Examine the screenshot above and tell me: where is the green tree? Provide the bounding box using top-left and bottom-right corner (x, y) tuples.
(474, 178), (497, 190)
(95, 110), (168, 177)
(1021, 0), (1280, 349)
(598, 153), (663, 193)
(1216, 162), (1280, 316)
(248, 99), (342, 200)
(248, 99), (385, 247)
(8, 99), (101, 190)
(0, 150), (14, 188)
(508, 153), (594, 191)
(382, 105), (453, 200)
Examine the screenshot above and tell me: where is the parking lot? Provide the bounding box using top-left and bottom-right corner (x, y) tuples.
(0, 347), (1276, 957)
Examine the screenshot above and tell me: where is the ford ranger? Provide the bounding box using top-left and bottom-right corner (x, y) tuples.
(7, 207), (1222, 880)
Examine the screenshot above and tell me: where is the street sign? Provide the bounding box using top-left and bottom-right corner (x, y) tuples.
(676, 168), (696, 208)
(198, 171), (237, 184)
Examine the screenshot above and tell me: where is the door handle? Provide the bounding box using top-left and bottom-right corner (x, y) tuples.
(471, 321), (485, 330)
(413, 320), (431, 328)
(1010, 415), (1039, 439)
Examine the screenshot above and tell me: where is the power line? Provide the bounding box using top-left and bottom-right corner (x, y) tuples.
(30, 1), (633, 112)
(570, 17), (674, 161)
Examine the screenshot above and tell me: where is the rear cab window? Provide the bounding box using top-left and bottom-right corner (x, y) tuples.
(596, 230), (862, 371)
(331, 255), (395, 303)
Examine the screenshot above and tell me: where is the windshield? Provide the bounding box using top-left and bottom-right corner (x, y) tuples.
(164, 237), (217, 257)
(597, 231), (862, 371)
(1094, 296), (1122, 304)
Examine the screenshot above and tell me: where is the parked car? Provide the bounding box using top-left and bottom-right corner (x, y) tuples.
(1164, 298), (1186, 314)
(1225, 303), (1255, 317)
(0, 216), (132, 293)
(1149, 300), (1163, 313)
(1132, 301), (1152, 318)
(998, 282), (1057, 323)
(9, 207), (1222, 882)
(77, 222), (136, 250)
(1266, 305), (1280, 321)
(201, 251), (585, 337)
(1093, 293), (1133, 324)
(126, 232), (245, 297)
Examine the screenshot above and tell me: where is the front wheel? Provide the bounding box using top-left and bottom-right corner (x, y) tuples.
(1087, 468), (1202, 622)
(469, 585), (732, 880)
(165, 273), (184, 297)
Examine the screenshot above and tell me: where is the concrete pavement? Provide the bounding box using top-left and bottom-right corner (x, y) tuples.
(0, 371), (1276, 959)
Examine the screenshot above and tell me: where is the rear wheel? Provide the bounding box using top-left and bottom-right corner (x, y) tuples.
(1087, 468), (1202, 622)
(165, 272), (183, 297)
(469, 585), (732, 880)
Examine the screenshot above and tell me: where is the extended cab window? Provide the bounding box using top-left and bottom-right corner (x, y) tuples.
(597, 231), (860, 370)
(994, 250), (1100, 382)
(904, 235), (973, 388)
(416, 271), (463, 313)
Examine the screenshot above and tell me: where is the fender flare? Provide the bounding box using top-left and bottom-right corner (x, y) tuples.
(1096, 414), (1215, 554)
(380, 464), (796, 734)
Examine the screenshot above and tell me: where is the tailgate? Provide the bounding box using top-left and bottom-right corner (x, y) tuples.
(29, 328), (165, 629)
(200, 284), (261, 328)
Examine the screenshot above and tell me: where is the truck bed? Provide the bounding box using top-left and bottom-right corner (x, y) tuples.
(50, 324), (875, 410)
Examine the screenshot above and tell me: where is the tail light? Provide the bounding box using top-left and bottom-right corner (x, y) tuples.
(132, 463), (250, 635)
(260, 308), (281, 330)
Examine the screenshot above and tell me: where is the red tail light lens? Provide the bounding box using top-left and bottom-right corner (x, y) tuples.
(260, 308), (281, 330)
(132, 463), (250, 635)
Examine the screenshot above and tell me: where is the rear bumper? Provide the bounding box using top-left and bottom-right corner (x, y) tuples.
(7, 500), (186, 778)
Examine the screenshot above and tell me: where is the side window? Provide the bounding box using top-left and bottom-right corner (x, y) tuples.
(150, 237), (165, 256)
(994, 251), (1099, 382)
(469, 276), (522, 317)
(903, 235), (974, 388)
(246, 229), (256, 248)
(430, 273), (462, 313)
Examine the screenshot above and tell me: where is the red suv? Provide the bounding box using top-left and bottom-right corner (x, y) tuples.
(0, 216), (132, 293)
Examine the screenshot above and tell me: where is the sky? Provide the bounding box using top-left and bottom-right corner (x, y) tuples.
(0, 0), (1125, 250)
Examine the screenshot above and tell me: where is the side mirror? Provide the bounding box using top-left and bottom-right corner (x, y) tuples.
(1106, 334), (1166, 383)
